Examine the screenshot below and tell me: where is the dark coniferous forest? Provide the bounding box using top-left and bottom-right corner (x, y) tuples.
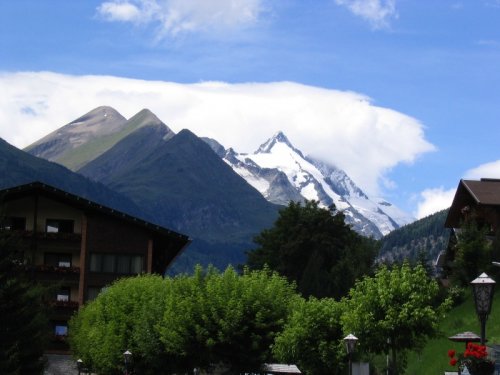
(378, 209), (450, 265)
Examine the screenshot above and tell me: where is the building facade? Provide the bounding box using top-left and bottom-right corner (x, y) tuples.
(439, 178), (500, 280)
(445, 178), (500, 232)
(0, 182), (190, 352)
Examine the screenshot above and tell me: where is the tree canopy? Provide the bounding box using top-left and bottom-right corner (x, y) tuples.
(0, 232), (49, 375)
(69, 266), (300, 374)
(273, 297), (345, 375)
(341, 262), (451, 375)
(246, 200), (378, 298)
(449, 216), (493, 286)
(69, 274), (172, 374)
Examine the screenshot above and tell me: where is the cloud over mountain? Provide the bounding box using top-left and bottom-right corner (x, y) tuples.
(0, 71), (433, 198)
(415, 187), (455, 219)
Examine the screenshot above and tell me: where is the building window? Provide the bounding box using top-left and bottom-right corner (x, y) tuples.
(89, 253), (101, 272)
(56, 287), (71, 302)
(45, 253), (72, 268)
(1, 217), (26, 231)
(46, 219), (74, 233)
(102, 254), (115, 273)
(89, 253), (144, 275)
(54, 322), (68, 336)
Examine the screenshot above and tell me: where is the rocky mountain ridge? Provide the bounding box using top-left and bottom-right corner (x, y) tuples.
(25, 106), (174, 170)
(26, 107), (414, 241)
(206, 131), (413, 238)
(26, 109), (280, 269)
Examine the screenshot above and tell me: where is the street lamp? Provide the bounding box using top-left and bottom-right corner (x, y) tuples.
(344, 334), (358, 375)
(76, 359), (83, 375)
(471, 272), (495, 345)
(123, 350), (132, 375)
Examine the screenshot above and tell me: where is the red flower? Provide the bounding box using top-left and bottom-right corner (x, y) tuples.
(446, 344), (492, 371)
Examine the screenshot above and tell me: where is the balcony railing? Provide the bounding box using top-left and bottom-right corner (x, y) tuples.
(50, 300), (79, 309)
(32, 264), (80, 274)
(19, 264), (81, 283)
(0, 229), (82, 241)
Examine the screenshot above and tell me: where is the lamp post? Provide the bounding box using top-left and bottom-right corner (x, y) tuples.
(344, 334), (358, 375)
(76, 359), (83, 375)
(386, 338), (390, 375)
(471, 272), (495, 345)
(123, 350), (132, 375)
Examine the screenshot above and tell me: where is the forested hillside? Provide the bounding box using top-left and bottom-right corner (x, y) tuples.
(378, 209), (450, 265)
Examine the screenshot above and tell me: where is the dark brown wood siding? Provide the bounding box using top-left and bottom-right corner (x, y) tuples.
(84, 213), (152, 291)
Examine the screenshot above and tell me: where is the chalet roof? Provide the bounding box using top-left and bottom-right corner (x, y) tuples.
(461, 179), (500, 205)
(445, 179), (500, 228)
(0, 181), (190, 244)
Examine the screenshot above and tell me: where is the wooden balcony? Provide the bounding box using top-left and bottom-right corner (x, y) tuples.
(50, 300), (79, 309)
(0, 229), (82, 241)
(22, 264), (81, 284)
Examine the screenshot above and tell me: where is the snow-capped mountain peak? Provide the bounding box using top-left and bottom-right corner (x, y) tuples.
(256, 131), (305, 158)
(211, 131), (414, 238)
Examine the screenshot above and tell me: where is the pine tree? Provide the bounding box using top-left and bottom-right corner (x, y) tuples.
(0, 232), (48, 374)
(246, 200), (378, 298)
(452, 217), (492, 286)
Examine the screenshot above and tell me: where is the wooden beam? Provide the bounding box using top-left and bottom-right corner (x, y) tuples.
(78, 214), (88, 306)
(147, 238), (153, 273)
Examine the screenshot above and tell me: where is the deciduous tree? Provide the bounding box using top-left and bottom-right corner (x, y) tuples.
(273, 297), (345, 375)
(69, 274), (177, 375)
(69, 267), (300, 374)
(159, 266), (300, 373)
(341, 262), (451, 375)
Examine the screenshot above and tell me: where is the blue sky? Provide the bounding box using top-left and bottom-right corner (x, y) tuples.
(1, 0), (500, 218)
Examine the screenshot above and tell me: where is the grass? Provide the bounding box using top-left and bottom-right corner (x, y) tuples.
(404, 289), (500, 375)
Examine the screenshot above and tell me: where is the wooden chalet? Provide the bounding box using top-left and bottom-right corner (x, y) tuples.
(440, 178), (500, 280)
(0, 181), (190, 352)
(445, 178), (500, 232)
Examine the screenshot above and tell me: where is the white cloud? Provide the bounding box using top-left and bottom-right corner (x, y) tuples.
(96, 0), (266, 37)
(413, 159), (500, 220)
(334, 0), (398, 29)
(465, 160), (500, 179)
(0, 71), (434, 197)
(415, 187), (455, 219)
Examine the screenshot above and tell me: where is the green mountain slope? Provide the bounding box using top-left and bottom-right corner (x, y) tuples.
(78, 128), (281, 269)
(378, 209), (450, 265)
(78, 122), (170, 182)
(0, 138), (145, 220)
(25, 107), (174, 171)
